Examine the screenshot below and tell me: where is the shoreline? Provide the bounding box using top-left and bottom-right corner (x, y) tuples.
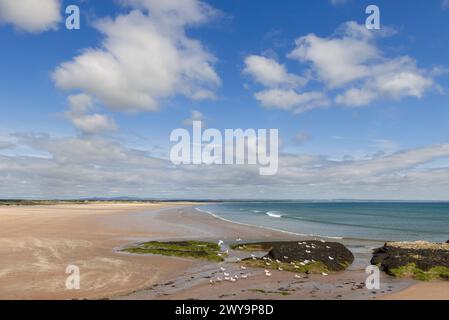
(0, 203), (446, 300)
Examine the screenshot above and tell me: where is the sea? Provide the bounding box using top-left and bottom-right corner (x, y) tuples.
(197, 202), (449, 243)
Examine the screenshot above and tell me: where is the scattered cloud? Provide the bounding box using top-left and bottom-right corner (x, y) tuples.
(53, 0), (220, 112)
(243, 55), (306, 88)
(254, 89), (330, 113)
(243, 55), (328, 112)
(289, 22), (435, 107)
(65, 94), (117, 135)
(245, 21), (442, 113)
(183, 110), (205, 126)
(0, 0), (61, 33)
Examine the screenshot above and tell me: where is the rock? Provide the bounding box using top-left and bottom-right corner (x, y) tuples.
(371, 241), (449, 279)
(243, 241), (354, 271)
(446, 240), (449, 244)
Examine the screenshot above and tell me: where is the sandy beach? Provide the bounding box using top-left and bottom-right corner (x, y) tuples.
(0, 203), (447, 300)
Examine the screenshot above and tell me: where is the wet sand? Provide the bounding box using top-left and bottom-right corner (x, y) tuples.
(0, 203), (445, 300)
(113, 206), (413, 300)
(381, 281), (449, 300)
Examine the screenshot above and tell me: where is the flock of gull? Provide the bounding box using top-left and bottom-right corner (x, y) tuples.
(209, 238), (333, 285)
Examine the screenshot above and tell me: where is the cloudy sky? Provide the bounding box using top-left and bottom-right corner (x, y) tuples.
(1, 0), (449, 200)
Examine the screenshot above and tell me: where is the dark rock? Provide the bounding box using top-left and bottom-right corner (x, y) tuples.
(245, 240), (354, 271)
(371, 241), (449, 275)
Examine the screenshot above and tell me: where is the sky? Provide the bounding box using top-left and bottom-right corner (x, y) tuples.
(1, 0), (449, 200)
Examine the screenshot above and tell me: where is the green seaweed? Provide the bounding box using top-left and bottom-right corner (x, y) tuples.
(389, 263), (449, 281)
(121, 240), (224, 262)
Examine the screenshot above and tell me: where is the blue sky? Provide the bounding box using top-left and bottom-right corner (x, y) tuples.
(1, 0), (449, 200)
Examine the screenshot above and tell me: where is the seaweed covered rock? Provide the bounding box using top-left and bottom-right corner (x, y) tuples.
(233, 241), (354, 272)
(371, 241), (449, 280)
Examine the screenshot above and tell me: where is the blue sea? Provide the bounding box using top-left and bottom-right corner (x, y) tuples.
(197, 202), (449, 242)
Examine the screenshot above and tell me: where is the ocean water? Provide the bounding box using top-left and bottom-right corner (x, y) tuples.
(198, 202), (449, 242)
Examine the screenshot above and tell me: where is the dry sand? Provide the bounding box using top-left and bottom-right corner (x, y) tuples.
(0, 203), (447, 300)
(0, 202), (197, 300)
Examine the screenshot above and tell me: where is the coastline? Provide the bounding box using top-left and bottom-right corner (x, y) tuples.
(0, 203), (446, 300)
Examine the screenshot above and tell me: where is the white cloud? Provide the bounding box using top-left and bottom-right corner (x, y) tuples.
(53, 1), (220, 112)
(243, 55), (306, 88)
(330, 0), (349, 6)
(255, 89), (330, 113)
(183, 110), (205, 126)
(242, 55), (327, 112)
(65, 94), (117, 135)
(288, 22), (380, 88)
(3, 133), (449, 200)
(244, 22), (439, 113)
(287, 21), (437, 108)
(121, 0), (217, 25)
(335, 56), (434, 106)
(0, 0), (61, 33)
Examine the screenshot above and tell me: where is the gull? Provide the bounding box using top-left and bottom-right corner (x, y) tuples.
(241, 266), (247, 270)
(218, 240), (224, 246)
(220, 267), (226, 272)
(265, 272), (272, 277)
(320, 240), (326, 243)
(236, 238), (242, 242)
(304, 260), (310, 264)
(278, 267), (283, 271)
(265, 262), (271, 266)
(326, 246), (331, 249)
(299, 262), (305, 266)
(294, 265), (300, 269)
(283, 256), (289, 259)
(306, 245), (310, 248)
(241, 274), (248, 279)
(230, 277), (236, 282)
(209, 280), (215, 284)
(224, 277), (230, 281)
(216, 277), (223, 282)
(224, 249), (229, 254)
(275, 259), (281, 264)
(322, 272), (328, 276)
(217, 253), (222, 257)
(262, 257), (267, 261)
(294, 274), (301, 279)
(329, 256), (334, 260)
(224, 272), (230, 277)
(264, 269), (270, 273)
(251, 254), (257, 260)
(306, 250), (311, 254)
(234, 275), (239, 279)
